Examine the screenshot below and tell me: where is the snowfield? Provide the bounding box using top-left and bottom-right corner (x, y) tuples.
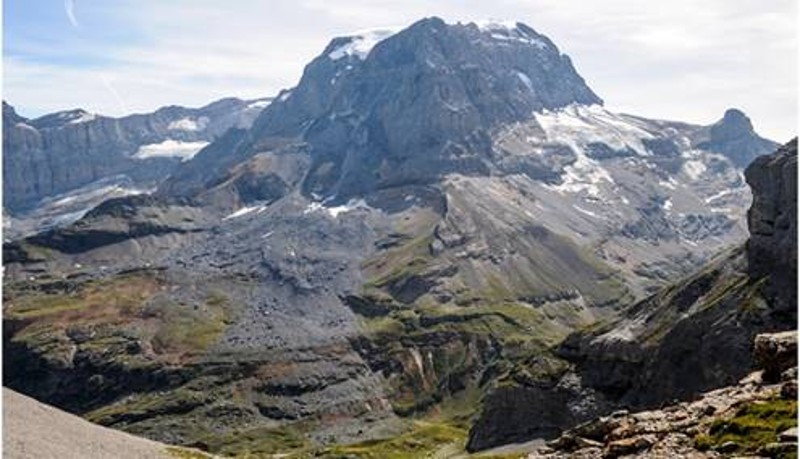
(329, 28), (398, 60)
(133, 139), (210, 161)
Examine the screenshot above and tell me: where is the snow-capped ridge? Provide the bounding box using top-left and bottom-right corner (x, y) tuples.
(247, 99), (272, 110)
(67, 110), (97, 124)
(328, 28), (399, 60)
(463, 19), (549, 49)
(326, 18), (551, 62)
(471, 19), (520, 32)
(168, 116), (209, 132)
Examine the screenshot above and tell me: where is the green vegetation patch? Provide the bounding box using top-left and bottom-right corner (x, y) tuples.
(150, 297), (231, 357)
(198, 424), (310, 457)
(318, 421), (466, 459)
(5, 273), (160, 321)
(86, 388), (211, 426)
(415, 302), (567, 347)
(363, 233), (436, 291)
(5, 273), (233, 363)
(695, 397), (797, 457)
(357, 298), (572, 417)
(165, 446), (212, 459)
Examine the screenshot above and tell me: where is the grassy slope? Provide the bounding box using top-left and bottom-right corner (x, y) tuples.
(695, 397), (798, 457)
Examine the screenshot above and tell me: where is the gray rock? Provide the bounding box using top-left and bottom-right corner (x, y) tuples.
(696, 108), (779, 167)
(715, 440), (739, 453)
(746, 139), (798, 313)
(759, 442), (798, 456)
(754, 331), (797, 383)
(779, 427), (797, 442)
(604, 435), (655, 458)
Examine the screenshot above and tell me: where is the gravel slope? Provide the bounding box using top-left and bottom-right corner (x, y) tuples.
(3, 388), (177, 459)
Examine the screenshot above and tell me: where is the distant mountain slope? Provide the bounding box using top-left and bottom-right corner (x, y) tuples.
(3, 97), (272, 238)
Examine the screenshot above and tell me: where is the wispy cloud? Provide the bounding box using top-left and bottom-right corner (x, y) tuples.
(4, 0), (796, 140)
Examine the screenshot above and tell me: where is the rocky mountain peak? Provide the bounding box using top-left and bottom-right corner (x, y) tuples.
(3, 101), (26, 124)
(172, 16), (602, 202)
(697, 108), (778, 167)
(30, 108), (98, 129)
(713, 108), (755, 139)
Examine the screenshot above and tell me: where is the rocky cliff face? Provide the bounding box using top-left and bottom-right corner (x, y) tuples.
(746, 139), (798, 313)
(3, 98), (271, 237)
(533, 331), (797, 458)
(2, 17), (786, 457)
(467, 139), (797, 451)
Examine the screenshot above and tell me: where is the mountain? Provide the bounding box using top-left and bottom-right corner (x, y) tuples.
(2, 17), (785, 457)
(2, 97), (272, 238)
(698, 108), (781, 167)
(466, 139), (797, 451)
(160, 18), (601, 201)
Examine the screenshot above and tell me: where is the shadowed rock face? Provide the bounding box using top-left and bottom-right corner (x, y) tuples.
(746, 139), (797, 312)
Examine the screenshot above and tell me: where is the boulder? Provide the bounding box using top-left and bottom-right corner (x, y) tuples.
(603, 435), (655, 458)
(753, 331), (797, 382)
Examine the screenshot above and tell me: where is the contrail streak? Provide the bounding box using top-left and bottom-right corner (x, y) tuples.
(64, 0), (79, 28)
(99, 74), (129, 115)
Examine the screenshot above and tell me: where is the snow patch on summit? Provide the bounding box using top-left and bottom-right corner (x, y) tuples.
(472, 19), (519, 31)
(470, 20), (548, 48)
(329, 28), (398, 60)
(68, 111), (96, 124)
(168, 116), (209, 132)
(247, 99), (272, 110)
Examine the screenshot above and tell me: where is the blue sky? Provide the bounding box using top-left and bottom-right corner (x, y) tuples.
(3, 0), (797, 140)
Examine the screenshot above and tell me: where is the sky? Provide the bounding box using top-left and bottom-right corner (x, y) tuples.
(3, 0), (797, 141)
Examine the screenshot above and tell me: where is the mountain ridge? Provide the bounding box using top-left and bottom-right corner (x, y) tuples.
(2, 16), (789, 458)
(3, 96), (273, 239)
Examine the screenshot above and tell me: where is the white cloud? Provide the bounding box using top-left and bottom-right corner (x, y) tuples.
(5, 0), (796, 140)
